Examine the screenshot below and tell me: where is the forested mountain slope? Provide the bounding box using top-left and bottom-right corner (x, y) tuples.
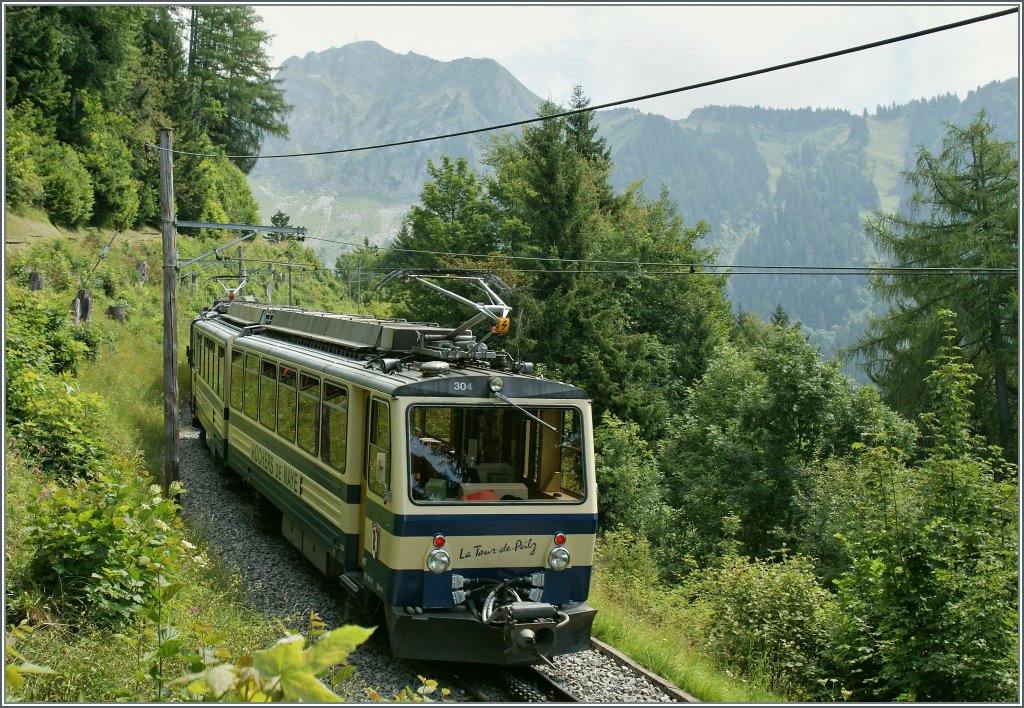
(247, 41), (543, 252)
(249, 40), (1017, 359)
(598, 79), (1018, 358)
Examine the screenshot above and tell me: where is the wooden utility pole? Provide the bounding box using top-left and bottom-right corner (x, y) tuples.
(160, 128), (179, 495)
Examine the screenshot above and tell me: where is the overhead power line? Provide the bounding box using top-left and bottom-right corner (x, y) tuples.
(148, 7), (1017, 162)
(305, 235), (1017, 276)
(342, 266), (1014, 278)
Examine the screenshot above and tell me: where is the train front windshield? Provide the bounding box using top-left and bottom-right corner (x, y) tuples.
(408, 404), (586, 504)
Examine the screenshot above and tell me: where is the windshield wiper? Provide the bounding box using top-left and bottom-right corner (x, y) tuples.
(491, 392), (580, 450)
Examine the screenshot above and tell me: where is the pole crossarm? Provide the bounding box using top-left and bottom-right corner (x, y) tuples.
(175, 221), (307, 235)
(175, 222), (308, 270)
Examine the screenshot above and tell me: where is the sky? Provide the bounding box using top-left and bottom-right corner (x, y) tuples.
(254, 2), (1020, 121)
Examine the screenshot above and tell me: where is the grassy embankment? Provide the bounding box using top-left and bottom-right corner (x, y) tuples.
(4, 211), (294, 701)
(4, 211), (784, 702)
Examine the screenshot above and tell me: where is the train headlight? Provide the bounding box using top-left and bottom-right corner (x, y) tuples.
(548, 546), (570, 571)
(426, 549), (451, 574)
(489, 377), (504, 393)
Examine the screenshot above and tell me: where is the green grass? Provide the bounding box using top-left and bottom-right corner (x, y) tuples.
(588, 576), (787, 703)
(865, 114), (911, 213)
(3, 213), (289, 701)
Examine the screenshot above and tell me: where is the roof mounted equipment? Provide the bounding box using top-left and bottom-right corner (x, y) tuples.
(377, 270), (515, 361)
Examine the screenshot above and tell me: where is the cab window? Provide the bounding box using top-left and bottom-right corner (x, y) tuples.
(408, 404), (586, 504)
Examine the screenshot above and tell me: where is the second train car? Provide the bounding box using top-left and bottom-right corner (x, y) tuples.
(188, 271), (598, 665)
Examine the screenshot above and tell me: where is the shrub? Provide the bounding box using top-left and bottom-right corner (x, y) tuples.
(594, 526), (665, 609)
(8, 371), (112, 479)
(594, 413), (666, 534)
(5, 239), (92, 293)
(686, 548), (841, 700)
(831, 313), (1019, 701)
(42, 143), (94, 226)
(25, 464), (183, 629)
(174, 625), (374, 702)
(76, 91), (140, 229)
(4, 103), (47, 209)
(5, 289), (99, 378)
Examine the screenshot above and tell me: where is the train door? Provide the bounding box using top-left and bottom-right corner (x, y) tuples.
(363, 396), (391, 567)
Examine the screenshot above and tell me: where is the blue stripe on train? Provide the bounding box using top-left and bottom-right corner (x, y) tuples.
(366, 503), (598, 537)
(230, 414), (362, 503)
(226, 445), (361, 570)
(364, 555), (593, 607)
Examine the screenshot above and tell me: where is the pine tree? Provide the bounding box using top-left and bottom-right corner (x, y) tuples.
(184, 6), (291, 172)
(850, 113), (1018, 460)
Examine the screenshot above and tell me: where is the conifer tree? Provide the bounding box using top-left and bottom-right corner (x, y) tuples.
(850, 113), (1018, 460)
(184, 5), (291, 172)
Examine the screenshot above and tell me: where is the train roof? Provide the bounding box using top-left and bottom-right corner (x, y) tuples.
(193, 300), (589, 400)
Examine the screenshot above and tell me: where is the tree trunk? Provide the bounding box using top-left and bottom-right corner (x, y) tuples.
(77, 289), (92, 321)
(108, 305), (126, 324)
(990, 314), (1013, 462)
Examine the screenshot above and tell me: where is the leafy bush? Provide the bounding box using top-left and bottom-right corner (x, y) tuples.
(5, 238), (93, 293)
(594, 526), (666, 610)
(686, 548), (842, 700)
(175, 625), (374, 702)
(42, 143), (94, 226)
(660, 320), (916, 566)
(5, 288), (101, 378)
(594, 413), (666, 534)
(4, 103), (48, 209)
(830, 313), (1019, 701)
(76, 90), (140, 229)
(8, 371), (112, 479)
(25, 467), (183, 629)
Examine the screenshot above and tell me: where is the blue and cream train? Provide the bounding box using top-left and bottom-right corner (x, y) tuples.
(187, 273), (598, 665)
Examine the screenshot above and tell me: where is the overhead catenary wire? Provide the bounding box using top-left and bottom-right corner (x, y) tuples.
(145, 7), (1017, 162)
(157, 6), (1017, 285)
(331, 266), (1017, 278)
(84, 231), (120, 283)
(305, 236), (1017, 276)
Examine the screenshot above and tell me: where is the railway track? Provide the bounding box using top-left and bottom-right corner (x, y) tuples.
(442, 637), (698, 702)
(588, 636), (698, 702)
(446, 663), (583, 702)
(181, 411), (698, 703)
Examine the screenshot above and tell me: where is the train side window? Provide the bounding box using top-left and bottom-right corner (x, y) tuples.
(259, 360), (277, 430)
(216, 345), (224, 396)
(243, 354), (259, 420)
(298, 374), (320, 456)
(367, 398), (390, 500)
(205, 337), (215, 383)
(230, 350), (243, 411)
(278, 367), (297, 442)
(201, 336), (208, 382)
(320, 382), (348, 473)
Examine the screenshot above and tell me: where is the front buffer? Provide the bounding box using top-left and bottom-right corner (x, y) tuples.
(384, 599), (597, 665)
